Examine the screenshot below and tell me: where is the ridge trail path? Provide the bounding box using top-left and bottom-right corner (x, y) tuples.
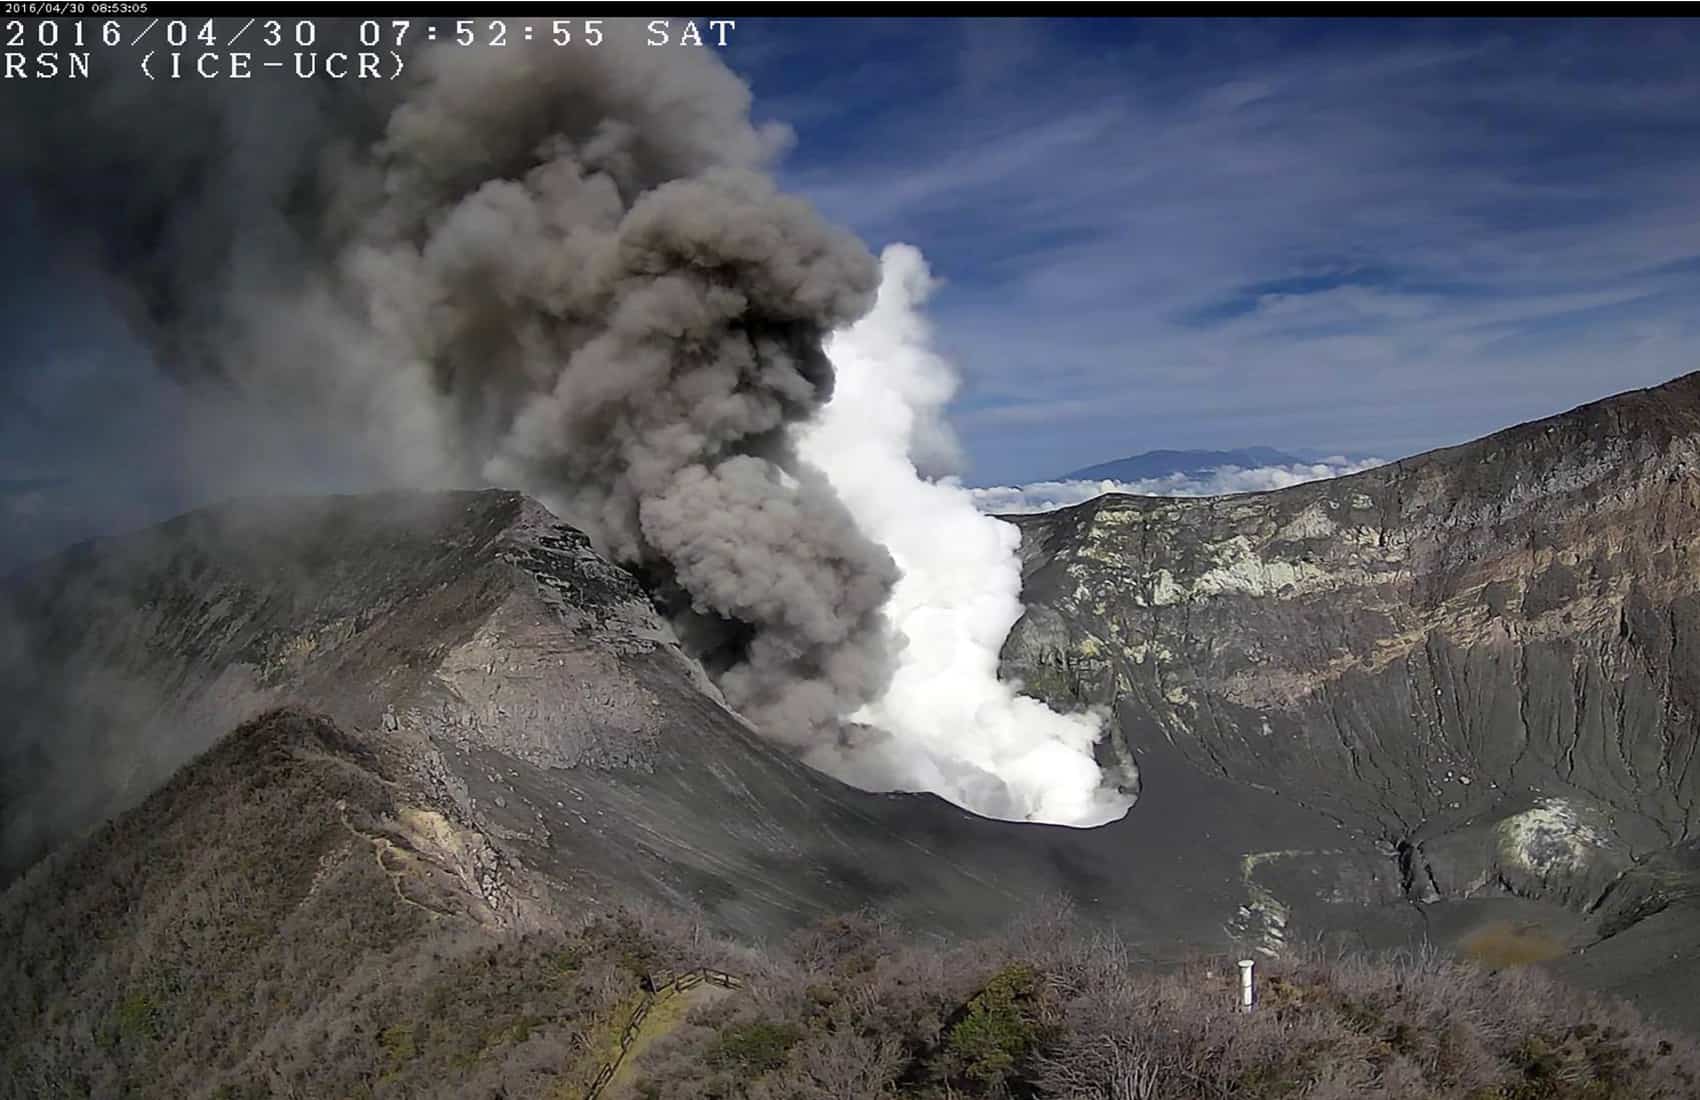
(590, 971), (739, 1100)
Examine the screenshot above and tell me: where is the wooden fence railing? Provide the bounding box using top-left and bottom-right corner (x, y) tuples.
(583, 968), (744, 1099)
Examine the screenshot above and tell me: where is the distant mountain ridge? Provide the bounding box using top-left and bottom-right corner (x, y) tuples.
(1063, 446), (1305, 482)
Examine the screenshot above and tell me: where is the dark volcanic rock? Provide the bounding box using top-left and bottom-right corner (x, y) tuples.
(10, 372), (1700, 1036)
(1002, 370), (1700, 1025)
(4, 489), (1329, 953)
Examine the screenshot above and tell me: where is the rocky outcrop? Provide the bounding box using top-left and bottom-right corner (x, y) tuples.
(1002, 371), (1700, 1016)
(10, 370), (1700, 1034)
(2, 491), (552, 875)
(6, 490), (1285, 949)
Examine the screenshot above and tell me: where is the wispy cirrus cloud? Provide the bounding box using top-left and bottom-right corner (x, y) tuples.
(728, 18), (1700, 485)
(7, 20), (1700, 568)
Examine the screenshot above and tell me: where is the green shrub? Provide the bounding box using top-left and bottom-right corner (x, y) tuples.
(378, 1023), (417, 1063)
(709, 1020), (801, 1075)
(113, 991), (159, 1042)
(946, 963), (1045, 1088)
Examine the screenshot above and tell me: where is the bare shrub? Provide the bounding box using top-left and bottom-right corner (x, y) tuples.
(8, 713), (1700, 1100)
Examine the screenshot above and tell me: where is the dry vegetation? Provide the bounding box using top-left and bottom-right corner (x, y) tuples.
(624, 908), (1700, 1100)
(3, 709), (1698, 1099)
(0, 710), (683, 1099)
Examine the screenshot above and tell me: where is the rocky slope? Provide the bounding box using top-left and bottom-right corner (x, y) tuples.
(12, 710), (1698, 1099)
(2, 707), (781, 1099)
(0, 492), (1028, 932)
(6, 370), (1700, 1043)
(2, 489), (1340, 957)
(1002, 370), (1700, 1021)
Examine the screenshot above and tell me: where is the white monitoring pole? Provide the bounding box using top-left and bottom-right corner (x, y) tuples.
(1237, 959), (1255, 1012)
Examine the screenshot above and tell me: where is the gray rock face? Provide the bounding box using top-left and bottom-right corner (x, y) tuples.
(1002, 371), (1700, 1021)
(9, 371), (1700, 1032)
(2, 491), (531, 875)
(6, 490), (1282, 947)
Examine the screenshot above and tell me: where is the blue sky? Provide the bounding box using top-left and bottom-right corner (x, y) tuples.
(724, 17), (1700, 484)
(5, 18), (1700, 568)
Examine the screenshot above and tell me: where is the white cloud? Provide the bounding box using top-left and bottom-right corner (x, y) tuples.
(967, 457), (1386, 515)
(756, 21), (1700, 484)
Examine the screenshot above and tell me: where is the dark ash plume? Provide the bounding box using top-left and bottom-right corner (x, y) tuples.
(3, 26), (894, 744)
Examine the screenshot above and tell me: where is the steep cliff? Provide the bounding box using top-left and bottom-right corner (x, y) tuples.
(6, 490), (1329, 954)
(9, 371), (1700, 1038)
(1003, 371), (1700, 1016)
(0, 491), (1069, 933)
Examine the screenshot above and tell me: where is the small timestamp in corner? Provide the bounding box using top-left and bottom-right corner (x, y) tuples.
(5, 4), (151, 12)
(1, 14), (744, 83)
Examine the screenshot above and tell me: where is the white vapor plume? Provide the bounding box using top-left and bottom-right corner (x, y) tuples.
(797, 245), (1133, 828)
(969, 458), (1388, 515)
